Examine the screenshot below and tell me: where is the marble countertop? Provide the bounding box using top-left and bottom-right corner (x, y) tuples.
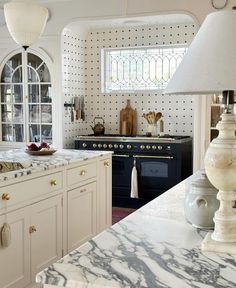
(0, 149), (112, 182)
(36, 173), (236, 288)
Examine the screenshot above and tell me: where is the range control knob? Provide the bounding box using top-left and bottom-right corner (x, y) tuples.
(108, 144), (113, 149)
(146, 145), (151, 150)
(119, 144), (124, 149)
(93, 144), (97, 148)
(98, 144), (102, 148)
(103, 144), (107, 148)
(152, 145), (157, 150)
(140, 145), (145, 150)
(158, 145), (163, 150)
(82, 143), (87, 148)
(127, 144), (132, 149)
(114, 144), (118, 149)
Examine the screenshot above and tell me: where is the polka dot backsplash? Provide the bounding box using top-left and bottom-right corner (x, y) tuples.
(62, 23), (197, 148)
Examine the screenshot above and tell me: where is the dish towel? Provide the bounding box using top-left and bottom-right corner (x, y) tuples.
(130, 159), (138, 198)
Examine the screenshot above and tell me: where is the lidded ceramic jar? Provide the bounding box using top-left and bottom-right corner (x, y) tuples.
(184, 171), (220, 229)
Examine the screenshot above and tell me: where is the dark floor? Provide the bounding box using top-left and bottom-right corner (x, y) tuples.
(112, 207), (136, 225)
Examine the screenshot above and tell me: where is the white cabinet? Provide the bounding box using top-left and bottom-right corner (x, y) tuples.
(0, 207), (31, 288)
(30, 195), (62, 280)
(67, 181), (96, 252)
(97, 158), (112, 233)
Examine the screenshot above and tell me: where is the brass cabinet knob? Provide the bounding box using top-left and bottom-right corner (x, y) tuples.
(2, 193), (10, 201)
(80, 188), (87, 193)
(80, 170), (86, 176)
(50, 179), (57, 186)
(104, 161), (110, 167)
(29, 226), (37, 234)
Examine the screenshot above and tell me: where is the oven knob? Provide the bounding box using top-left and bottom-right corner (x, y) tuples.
(93, 144), (97, 148)
(82, 143), (87, 148)
(127, 144), (132, 149)
(140, 145), (145, 150)
(158, 145), (163, 150)
(114, 144), (118, 149)
(119, 144), (124, 149)
(98, 144), (102, 148)
(152, 145), (157, 150)
(103, 144), (107, 148)
(108, 144), (113, 149)
(146, 145), (151, 150)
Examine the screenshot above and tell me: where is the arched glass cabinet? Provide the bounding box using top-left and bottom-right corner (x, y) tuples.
(0, 51), (52, 144)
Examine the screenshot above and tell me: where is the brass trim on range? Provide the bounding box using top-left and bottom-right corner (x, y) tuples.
(133, 155), (174, 160)
(112, 154), (130, 158)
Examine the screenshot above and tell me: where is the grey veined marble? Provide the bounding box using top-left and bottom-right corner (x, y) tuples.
(36, 174), (236, 288)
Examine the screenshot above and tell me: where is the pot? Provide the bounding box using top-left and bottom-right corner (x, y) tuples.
(90, 117), (105, 136)
(184, 171), (219, 229)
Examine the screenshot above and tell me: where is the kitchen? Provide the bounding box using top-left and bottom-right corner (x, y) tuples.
(0, 0), (235, 287)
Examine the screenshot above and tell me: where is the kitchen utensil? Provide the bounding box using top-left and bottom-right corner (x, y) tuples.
(91, 117), (105, 136)
(120, 100), (137, 136)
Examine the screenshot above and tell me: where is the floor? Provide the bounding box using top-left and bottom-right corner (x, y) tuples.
(112, 207), (136, 225)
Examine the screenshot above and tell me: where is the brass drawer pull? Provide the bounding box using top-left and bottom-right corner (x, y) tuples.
(29, 226), (37, 234)
(2, 193), (10, 201)
(50, 179), (57, 186)
(104, 161), (110, 167)
(80, 170), (86, 176)
(80, 189), (87, 193)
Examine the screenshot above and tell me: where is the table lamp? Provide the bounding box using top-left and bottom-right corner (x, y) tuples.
(165, 9), (236, 253)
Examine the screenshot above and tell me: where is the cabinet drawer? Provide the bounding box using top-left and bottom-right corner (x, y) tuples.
(0, 172), (63, 212)
(67, 163), (96, 186)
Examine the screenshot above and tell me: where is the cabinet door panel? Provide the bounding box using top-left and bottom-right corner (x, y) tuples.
(0, 207), (31, 288)
(30, 195), (62, 279)
(67, 182), (96, 252)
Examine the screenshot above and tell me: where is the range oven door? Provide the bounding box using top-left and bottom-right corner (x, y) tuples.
(134, 154), (177, 199)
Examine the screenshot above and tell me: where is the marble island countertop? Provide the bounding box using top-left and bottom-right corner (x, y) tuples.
(0, 149), (112, 182)
(36, 173), (236, 288)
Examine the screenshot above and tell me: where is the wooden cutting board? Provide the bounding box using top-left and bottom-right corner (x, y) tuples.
(120, 100), (137, 136)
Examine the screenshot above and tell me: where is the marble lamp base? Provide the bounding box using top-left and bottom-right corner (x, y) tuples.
(201, 232), (236, 254)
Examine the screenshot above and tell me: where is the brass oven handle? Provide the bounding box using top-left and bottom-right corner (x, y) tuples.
(112, 154), (130, 158)
(80, 170), (86, 176)
(104, 161), (110, 167)
(133, 155), (174, 160)
(2, 193), (10, 201)
(50, 179), (57, 186)
(29, 226), (37, 234)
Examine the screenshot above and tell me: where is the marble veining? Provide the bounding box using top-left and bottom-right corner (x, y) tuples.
(0, 149), (111, 182)
(36, 174), (236, 288)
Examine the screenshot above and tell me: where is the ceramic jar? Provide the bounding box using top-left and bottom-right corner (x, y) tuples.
(184, 171), (220, 229)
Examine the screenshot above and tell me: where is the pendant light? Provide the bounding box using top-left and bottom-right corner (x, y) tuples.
(4, 0), (49, 50)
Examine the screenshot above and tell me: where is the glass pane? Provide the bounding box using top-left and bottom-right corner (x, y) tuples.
(13, 124), (24, 142)
(28, 67), (39, 83)
(38, 63), (51, 82)
(29, 105), (40, 123)
(12, 67), (22, 83)
(41, 105), (52, 123)
(9, 53), (22, 70)
(1, 104), (12, 122)
(1, 65), (12, 83)
(13, 104), (23, 123)
(29, 124), (40, 142)
(27, 53), (42, 70)
(2, 124), (12, 141)
(1, 85), (12, 102)
(141, 162), (168, 178)
(28, 84), (39, 103)
(41, 125), (52, 143)
(41, 85), (52, 103)
(13, 85), (23, 103)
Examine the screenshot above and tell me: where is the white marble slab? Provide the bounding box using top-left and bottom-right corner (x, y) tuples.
(0, 149), (111, 182)
(36, 173), (236, 288)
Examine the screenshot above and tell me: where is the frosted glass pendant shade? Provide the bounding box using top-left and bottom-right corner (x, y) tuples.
(4, 0), (49, 48)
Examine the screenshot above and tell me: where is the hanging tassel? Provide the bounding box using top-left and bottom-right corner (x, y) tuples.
(1, 223), (11, 248)
(130, 158), (138, 198)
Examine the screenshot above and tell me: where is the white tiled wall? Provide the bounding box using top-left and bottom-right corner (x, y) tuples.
(62, 22), (197, 148)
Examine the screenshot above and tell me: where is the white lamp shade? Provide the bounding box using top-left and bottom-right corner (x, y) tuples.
(165, 10), (236, 95)
(4, 0), (48, 47)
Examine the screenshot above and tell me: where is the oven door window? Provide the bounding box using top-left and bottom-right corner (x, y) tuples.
(141, 162), (168, 178)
